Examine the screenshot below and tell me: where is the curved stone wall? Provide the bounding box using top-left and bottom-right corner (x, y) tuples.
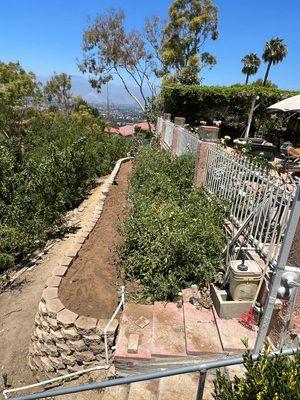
(28, 158), (131, 380)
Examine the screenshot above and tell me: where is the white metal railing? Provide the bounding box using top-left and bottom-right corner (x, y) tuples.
(177, 126), (199, 157)
(204, 144), (296, 268)
(156, 116), (199, 156)
(163, 120), (174, 149)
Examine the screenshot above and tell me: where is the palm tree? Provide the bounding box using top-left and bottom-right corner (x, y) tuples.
(262, 38), (288, 86)
(241, 53), (261, 84)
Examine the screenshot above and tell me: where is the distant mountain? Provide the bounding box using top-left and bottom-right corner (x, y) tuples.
(37, 75), (149, 107)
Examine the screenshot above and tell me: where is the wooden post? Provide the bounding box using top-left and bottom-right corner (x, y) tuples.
(171, 117), (185, 156)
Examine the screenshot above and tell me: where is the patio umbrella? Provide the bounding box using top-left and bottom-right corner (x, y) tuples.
(267, 94), (300, 113)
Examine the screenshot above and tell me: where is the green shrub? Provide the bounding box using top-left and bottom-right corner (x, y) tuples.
(213, 344), (300, 400)
(0, 113), (131, 272)
(119, 145), (226, 301)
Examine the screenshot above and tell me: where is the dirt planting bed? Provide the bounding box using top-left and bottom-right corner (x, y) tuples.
(59, 160), (132, 320)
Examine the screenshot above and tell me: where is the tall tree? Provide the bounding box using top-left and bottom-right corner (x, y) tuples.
(262, 38), (288, 86)
(159, 0), (218, 83)
(0, 61), (40, 138)
(79, 9), (156, 120)
(44, 73), (73, 113)
(241, 53), (260, 84)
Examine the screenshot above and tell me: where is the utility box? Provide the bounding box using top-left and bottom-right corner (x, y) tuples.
(229, 260), (262, 301)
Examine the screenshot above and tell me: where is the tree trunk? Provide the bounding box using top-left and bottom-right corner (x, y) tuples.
(245, 74), (249, 85)
(263, 61), (272, 86)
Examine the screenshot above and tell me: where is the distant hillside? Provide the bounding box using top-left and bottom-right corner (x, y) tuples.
(37, 75), (150, 107)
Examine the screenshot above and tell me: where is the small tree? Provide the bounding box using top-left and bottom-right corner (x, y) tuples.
(262, 38), (288, 86)
(79, 9), (157, 128)
(44, 73), (73, 113)
(0, 61), (40, 138)
(157, 0), (219, 83)
(213, 344), (300, 400)
(241, 53), (260, 85)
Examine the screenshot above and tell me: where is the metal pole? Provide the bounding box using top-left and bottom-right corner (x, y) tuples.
(254, 185), (300, 353)
(196, 369), (207, 400)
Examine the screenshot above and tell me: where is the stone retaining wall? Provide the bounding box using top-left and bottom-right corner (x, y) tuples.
(28, 158), (132, 381)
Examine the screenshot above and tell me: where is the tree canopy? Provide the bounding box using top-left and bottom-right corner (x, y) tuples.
(262, 38), (288, 86)
(44, 73), (73, 113)
(241, 53), (260, 85)
(0, 61), (40, 138)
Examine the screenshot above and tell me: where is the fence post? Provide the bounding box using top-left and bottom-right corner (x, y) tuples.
(194, 141), (216, 187)
(159, 113), (171, 149)
(171, 117), (185, 156)
(195, 369), (207, 400)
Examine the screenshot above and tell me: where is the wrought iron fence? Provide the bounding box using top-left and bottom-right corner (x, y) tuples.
(176, 126), (199, 157)
(157, 117), (199, 156)
(204, 144), (296, 268)
(163, 119), (174, 149)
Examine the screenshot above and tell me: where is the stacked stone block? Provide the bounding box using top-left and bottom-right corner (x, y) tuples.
(28, 158), (132, 381)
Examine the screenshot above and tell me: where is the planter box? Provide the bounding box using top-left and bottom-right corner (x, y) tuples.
(211, 284), (253, 319)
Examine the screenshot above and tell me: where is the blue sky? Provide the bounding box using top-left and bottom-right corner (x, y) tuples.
(0, 0), (299, 89)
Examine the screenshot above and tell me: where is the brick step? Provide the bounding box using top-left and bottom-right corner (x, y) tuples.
(114, 303), (154, 362)
(212, 307), (257, 352)
(152, 302), (186, 357)
(128, 379), (159, 400)
(101, 374), (216, 400)
(183, 301), (223, 356)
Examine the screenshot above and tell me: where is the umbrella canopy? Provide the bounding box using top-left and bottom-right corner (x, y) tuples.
(267, 94), (300, 112)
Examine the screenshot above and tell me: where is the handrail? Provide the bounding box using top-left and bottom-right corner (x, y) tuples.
(6, 347), (298, 400)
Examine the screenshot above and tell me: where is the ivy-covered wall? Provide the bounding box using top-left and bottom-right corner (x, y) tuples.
(160, 84), (300, 144)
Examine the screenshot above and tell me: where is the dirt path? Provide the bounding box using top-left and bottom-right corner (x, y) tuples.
(59, 160), (132, 320)
(0, 176), (110, 391)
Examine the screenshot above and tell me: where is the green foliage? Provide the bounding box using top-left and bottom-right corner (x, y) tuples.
(0, 112), (130, 272)
(44, 73), (73, 113)
(241, 53), (260, 84)
(0, 61), (41, 137)
(262, 38), (288, 86)
(161, 0), (218, 83)
(213, 344), (300, 399)
(119, 145), (226, 301)
(160, 84), (300, 138)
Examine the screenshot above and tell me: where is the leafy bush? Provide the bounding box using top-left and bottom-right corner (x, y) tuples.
(119, 145), (226, 301)
(0, 112), (131, 272)
(160, 84), (300, 143)
(213, 344), (300, 400)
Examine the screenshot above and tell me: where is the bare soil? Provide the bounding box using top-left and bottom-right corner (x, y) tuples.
(59, 161), (132, 320)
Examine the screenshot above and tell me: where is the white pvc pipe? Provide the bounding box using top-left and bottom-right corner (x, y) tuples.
(104, 285), (125, 366)
(3, 365), (107, 399)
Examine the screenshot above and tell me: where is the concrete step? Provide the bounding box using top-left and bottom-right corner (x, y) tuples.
(152, 302), (186, 357)
(183, 302), (223, 355)
(115, 303), (154, 362)
(128, 379), (159, 400)
(212, 307), (257, 352)
(157, 373), (199, 400)
(101, 384), (129, 400)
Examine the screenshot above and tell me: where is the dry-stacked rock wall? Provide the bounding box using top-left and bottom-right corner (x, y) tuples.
(28, 158), (131, 380)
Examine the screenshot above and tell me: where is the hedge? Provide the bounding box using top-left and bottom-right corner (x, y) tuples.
(160, 84), (300, 141)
